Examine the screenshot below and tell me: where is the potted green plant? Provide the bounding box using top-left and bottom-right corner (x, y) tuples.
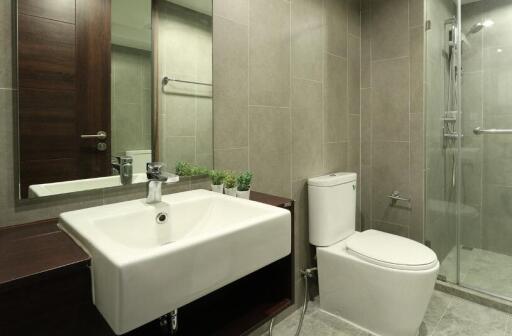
(175, 161), (192, 176)
(223, 171), (237, 196)
(236, 171), (253, 199)
(209, 170), (226, 193)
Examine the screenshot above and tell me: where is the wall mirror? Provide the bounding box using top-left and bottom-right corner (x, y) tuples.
(15, 0), (213, 200)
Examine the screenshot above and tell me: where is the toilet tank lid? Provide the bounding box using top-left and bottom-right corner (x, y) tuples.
(308, 172), (357, 187)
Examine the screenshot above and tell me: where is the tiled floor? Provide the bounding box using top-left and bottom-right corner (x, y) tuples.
(260, 291), (512, 336)
(440, 247), (512, 299)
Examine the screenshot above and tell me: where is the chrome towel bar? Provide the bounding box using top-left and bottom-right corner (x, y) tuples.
(162, 76), (212, 87)
(388, 191), (411, 204)
(473, 127), (512, 135)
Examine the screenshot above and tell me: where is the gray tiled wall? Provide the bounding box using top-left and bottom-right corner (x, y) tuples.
(111, 45), (152, 156)
(212, 0), (362, 308)
(158, 2), (213, 170)
(360, 0), (425, 241)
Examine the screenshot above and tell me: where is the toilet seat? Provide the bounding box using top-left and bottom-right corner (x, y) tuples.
(346, 230), (438, 271)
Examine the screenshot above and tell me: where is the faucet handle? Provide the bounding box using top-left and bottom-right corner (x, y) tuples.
(146, 162), (165, 174)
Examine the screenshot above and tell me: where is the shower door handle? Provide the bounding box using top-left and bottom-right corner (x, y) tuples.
(473, 127), (512, 135)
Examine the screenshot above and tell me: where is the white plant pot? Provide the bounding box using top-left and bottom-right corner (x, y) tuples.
(224, 187), (237, 196)
(236, 189), (250, 199)
(211, 184), (224, 193)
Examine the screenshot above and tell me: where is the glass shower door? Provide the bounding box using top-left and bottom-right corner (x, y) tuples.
(459, 0), (512, 299)
(425, 0), (459, 284)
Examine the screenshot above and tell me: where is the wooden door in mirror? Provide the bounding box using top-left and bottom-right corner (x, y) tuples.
(17, 0), (111, 198)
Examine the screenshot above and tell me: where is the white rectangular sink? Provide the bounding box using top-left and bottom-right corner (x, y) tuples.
(59, 189), (291, 335)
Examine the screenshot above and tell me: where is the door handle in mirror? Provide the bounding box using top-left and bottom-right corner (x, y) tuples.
(81, 131), (108, 140)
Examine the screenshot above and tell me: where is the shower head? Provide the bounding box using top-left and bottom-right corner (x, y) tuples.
(467, 19), (494, 35)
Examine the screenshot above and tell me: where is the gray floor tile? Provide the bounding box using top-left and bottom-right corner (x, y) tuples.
(258, 290), (512, 336)
(431, 297), (510, 336)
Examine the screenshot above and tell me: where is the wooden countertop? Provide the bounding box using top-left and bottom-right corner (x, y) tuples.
(0, 219), (90, 290)
(0, 191), (293, 291)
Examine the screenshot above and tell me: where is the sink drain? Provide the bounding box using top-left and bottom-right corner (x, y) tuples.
(156, 212), (168, 224)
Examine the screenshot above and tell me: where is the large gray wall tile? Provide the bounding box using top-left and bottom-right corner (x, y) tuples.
(324, 53), (348, 143)
(0, 0), (12, 88)
(214, 147), (249, 172)
(348, 35), (361, 115)
(371, 141), (411, 227)
(213, 16), (249, 149)
(249, 106), (292, 198)
(249, 0), (290, 107)
(292, 0), (324, 81)
(213, 0), (248, 26)
(292, 79), (323, 180)
(325, 0), (348, 57)
(370, 0), (409, 60)
(371, 57), (410, 141)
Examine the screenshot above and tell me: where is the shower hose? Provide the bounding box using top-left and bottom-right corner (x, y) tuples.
(268, 267), (317, 336)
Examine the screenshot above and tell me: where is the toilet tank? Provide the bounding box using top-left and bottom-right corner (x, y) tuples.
(308, 172), (357, 247)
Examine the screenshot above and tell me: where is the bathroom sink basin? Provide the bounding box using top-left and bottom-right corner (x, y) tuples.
(28, 173), (149, 197)
(59, 189), (291, 335)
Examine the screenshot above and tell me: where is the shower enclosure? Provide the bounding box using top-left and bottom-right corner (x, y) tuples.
(426, 0), (512, 300)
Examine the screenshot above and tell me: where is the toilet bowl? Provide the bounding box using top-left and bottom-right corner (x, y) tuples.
(308, 173), (439, 336)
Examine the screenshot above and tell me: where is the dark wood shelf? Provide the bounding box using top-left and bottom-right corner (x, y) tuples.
(0, 218), (90, 291)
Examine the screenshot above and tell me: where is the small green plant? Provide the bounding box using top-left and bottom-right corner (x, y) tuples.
(175, 161), (192, 176)
(224, 171), (237, 189)
(209, 170), (226, 185)
(175, 161), (208, 176)
(236, 171), (253, 191)
(190, 165), (209, 176)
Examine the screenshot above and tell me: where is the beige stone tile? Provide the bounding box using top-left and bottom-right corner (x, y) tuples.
(163, 136), (196, 169)
(410, 26), (424, 115)
(371, 57), (410, 141)
(348, 35), (361, 115)
(213, 16), (248, 149)
(348, 114), (360, 174)
(196, 153), (213, 169)
(371, 0), (409, 60)
(196, 97), (213, 154)
(291, 0), (324, 81)
(325, 0), (348, 57)
(409, 0), (424, 28)
(324, 142), (348, 173)
(361, 10), (371, 89)
(213, 0), (248, 26)
(292, 78), (323, 181)
(371, 140), (411, 227)
(249, 0), (290, 107)
(324, 53), (348, 143)
(0, 0), (12, 89)
(360, 88), (371, 166)
(249, 106), (292, 198)
(373, 221), (409, 238)
(214, 147), (249, 172)
(348, 0), (361, 37)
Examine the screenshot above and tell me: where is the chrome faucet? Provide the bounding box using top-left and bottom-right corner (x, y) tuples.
(112, 156), (133, 185)
(146, 162), (179, 204)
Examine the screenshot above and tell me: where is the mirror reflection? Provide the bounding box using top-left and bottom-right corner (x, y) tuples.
(16, 0), (213, 200)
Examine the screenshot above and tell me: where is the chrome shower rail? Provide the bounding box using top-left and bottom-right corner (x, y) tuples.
(473, 127), (512, 135)
(162, 76), (212, 87)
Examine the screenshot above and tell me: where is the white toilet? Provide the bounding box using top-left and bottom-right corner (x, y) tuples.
(308, 172), (439, 336)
